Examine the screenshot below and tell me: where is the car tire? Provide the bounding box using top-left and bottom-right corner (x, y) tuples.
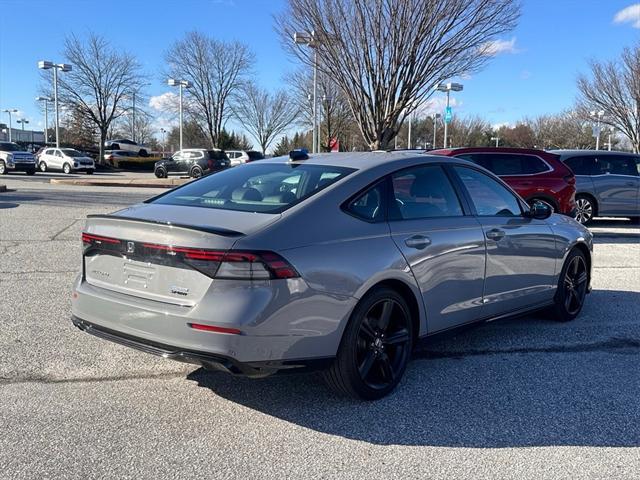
(63, 163), (72, 175)
(0, 161), (6, 175)
(26, 168), (36, 175)
(322, 287), (414, 400)
(139, 149), (148, 157)
(550, 249), (589, 322)
(575, 195), (595, 224)
(86, 169), (94, 175)
(190, 166), (203, 178)
(154, 167), (167, 179)
(110, 143), (120, 150)
(39, 161), (47, 172)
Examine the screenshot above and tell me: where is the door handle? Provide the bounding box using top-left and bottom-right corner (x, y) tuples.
(485, 228), (506, 241)
(404, 235), (431, 249)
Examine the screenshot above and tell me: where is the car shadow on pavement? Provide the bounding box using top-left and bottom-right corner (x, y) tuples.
(187, 289), (640, 448)
(0, 202), (19, 209)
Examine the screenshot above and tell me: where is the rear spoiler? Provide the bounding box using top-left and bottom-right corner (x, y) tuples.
(86, 214), (243, 237)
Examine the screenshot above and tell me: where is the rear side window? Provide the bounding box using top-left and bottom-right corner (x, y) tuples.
(152, 163), (354, 213)
(454, 166), (522, 217)
(564, 156), (597, 175)
(390, 165), (463, 219)
(598, 156), (639, 176)
(247, 151), (265, 160)
(346, 182), (385, 222)
(458, 153), (549, 175)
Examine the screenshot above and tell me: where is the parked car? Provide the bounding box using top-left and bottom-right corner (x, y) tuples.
(551, 150), (639, 224)
(72, 151), (593, 400)
(0, 141), (37, 175)
(154, 149), (231, 178)
(104, 150), (140, 167)
(226, 150), (265, 166)
(430, 147), (577, 216)
(105, 138), (149, 157)
(38, 148), (95, 174)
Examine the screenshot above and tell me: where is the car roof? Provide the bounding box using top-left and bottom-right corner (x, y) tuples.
(259, 151), (462, 171)
(431, 147), (553, 156)
(549, 149), (639, 157)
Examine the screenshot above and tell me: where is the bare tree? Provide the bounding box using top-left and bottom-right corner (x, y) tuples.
(165, 31), (253, 148)
(277, 0), (520, 150)
(577, 42), (640, 153)
(287, 68), (356, 150)
(50, 33), (143, 163)
(527, 111), (597, 150)
(233, 82), (300, 153)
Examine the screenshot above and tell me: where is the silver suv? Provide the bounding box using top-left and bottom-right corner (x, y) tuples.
(0, 141), (36, 175)
(553, 150), (640, 223)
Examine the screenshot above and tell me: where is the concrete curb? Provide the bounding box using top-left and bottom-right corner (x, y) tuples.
(49, 178), (190, 188)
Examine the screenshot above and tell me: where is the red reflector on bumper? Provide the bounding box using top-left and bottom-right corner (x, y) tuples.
(188, 323), (241, 335)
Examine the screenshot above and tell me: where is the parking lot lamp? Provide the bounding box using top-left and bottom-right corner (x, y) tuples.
(430, 113), (441, 149)
(38, 61), (72, 148)
(2, 109), (18, 142)
(36, 97), (53, 145)
(589, 110), (605, 150)
(160, 128), (167, 155)
(491, 136), (500, 147)
(168, 79), (192, 151)
(294, 31), (318, 154)
(436, 82), (463, 148)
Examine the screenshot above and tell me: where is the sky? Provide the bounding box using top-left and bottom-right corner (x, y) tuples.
(0, 0), (638, 144)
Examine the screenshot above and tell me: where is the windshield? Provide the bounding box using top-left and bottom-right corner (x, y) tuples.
(61, 149), (84, 157)
(0, 142), (23, 152)
(151, 163), (355, 213)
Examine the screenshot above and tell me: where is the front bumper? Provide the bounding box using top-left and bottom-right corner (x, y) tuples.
(9, 162), (36, 171)
(72, 315), (333, 377)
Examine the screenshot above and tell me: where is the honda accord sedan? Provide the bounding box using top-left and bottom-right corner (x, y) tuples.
(72, 151), (593, 400)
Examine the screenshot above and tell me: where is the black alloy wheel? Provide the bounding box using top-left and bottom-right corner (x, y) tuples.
(324, 287), (414, 400)
(551, 250), (588, 321)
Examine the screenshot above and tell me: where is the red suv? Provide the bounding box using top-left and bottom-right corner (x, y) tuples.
(430, 147), (577, 216)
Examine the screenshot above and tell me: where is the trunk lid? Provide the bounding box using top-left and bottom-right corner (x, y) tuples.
(83, 204), (279, 305)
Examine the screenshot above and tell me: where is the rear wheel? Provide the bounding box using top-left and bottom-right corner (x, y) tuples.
(551, 249), (589, 322)
(139, 149), (148, 157)
(63, 163), (72, 174)
(39, 161), (47, 172)
(575, 195), (595, 224)
(323, 287), (414, 400)
(110, 143), (120, 150)
(190, 166), (203, 178)
(0, 161), (6, 175)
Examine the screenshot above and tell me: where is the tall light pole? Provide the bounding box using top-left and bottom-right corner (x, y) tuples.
(36, 97), (53, 145)
(17, 119), (29, 141)
(168, 79), (192, 151)
(491, 136), (500, 147)
(38, 61), (73, 148)
(590, 110), (605, 150)
(160, 128), (167, 156)
(2, 109), (18, 142)
(436, 82), (463, 149)
(431, 113), (441, 149)
(294, 31), (318, 154)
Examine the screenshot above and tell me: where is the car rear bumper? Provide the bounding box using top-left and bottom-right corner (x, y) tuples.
(72, 315), (333, 377)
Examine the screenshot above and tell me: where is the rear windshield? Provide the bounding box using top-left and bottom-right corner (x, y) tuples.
(0, 142), (23, 152)
(207, 150), (227, 160)
(151, 163), (355, 213)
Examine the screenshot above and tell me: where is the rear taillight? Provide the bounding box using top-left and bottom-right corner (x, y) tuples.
(82, 232), (121, 245)
(141, 242), (299, 280)
(188, 323), (242, 335)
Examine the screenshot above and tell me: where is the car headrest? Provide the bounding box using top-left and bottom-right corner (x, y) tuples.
(231, 187), (263, 201)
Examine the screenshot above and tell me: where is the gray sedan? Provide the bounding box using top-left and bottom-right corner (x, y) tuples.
(72, 152), (593, 400)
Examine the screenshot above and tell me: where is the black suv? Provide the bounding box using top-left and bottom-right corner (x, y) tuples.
(154, 149), (230, 178)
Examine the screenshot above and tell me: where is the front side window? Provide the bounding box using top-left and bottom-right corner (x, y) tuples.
(390, 165), (463, 220)
(454, 166), (522, 217)
(599, 157), (639, 176)
(152, 163), (354, 213)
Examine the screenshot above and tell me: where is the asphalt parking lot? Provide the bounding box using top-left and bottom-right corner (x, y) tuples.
(1, 174), (639, 479)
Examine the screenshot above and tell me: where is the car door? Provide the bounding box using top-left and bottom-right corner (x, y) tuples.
(53, 149), (64, 169)
(168, 151), (185, 173)
(387, 164), (487, 333)
(592, 156), (639, 215)
(451, 165), (558, 317)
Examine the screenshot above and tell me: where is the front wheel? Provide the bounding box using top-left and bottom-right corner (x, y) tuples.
(39, 161), (48, 172)
(26, 168), (36, 175)
(154, 167), (167, 179)
(323, 287), (414, 400)
(575, 196), (595, 224)
(0, 161), (6, 175)
(551, 249), (589, 322)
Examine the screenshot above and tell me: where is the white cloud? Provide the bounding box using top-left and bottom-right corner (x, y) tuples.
(479, 37), (520, 56)
(614, 3), (640, 28)
(149, 92), (178, 112)
(419, 96), (462, 116)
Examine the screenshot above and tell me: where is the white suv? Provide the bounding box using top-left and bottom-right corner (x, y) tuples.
(38, 148), (95, 174)
(226, 150), (265, 166)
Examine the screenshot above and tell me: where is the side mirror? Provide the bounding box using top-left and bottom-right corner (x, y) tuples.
(526, 201), (552, 220)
